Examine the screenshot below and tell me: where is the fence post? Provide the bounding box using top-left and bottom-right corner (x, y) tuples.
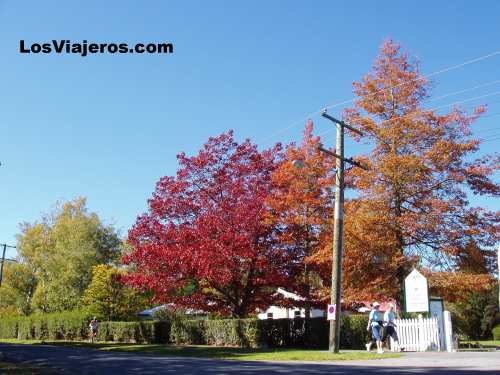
(417, 314), (424, 351)
(443, 311), (454, 352)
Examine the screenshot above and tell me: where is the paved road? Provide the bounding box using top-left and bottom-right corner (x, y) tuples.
(1, 344), (499, 375)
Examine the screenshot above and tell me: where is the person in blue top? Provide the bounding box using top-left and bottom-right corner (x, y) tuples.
(366, 302), (384, 353)
(382, 303), (400, 351)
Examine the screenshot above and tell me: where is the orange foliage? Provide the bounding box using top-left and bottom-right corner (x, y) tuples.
(313, 40), (499, 305)
(423, 270), (495, 303)
(264, 121), (336, 306)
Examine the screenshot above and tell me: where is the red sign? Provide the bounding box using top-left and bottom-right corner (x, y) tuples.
(327, 304), (337, 320)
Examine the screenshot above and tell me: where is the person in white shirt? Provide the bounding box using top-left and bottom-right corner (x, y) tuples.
(89, 317), (99, 343)
(366, 302), (384, 353)
(382, 303), (400, 352)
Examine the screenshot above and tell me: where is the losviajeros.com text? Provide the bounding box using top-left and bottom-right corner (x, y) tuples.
(20, 40), (174, 57)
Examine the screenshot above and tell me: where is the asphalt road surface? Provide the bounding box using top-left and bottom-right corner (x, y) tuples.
(1, 344), (499, 375)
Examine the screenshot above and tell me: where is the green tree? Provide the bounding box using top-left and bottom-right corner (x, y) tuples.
(82, 264), (150, 321)
(16, 197), (122, 313)
(447, 286), (500, 339)
(0, 262), (37, 315)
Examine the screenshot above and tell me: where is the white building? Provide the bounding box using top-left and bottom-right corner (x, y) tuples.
(257, 288), (325, 319)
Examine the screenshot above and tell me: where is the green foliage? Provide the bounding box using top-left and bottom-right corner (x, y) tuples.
(0, 310), (370, 349)
(447, 287), (499, 339)
(15, 198), (122, 314)
(0, 316), (20, 339)
(170, 319), (205, 345)
(493, 325), (500, 340)
(204, 319), (259, 347)
(0, 311), (168, 343)
(82, 264), (150, 321)
(169, 315), (369, 349)
(97, 321), (170, 343)
(0, 262), (37, 315)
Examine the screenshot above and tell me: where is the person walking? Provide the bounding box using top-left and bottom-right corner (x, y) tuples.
(366, 302), (384, 353)
(89, 317), (99, 343)
(382, 303), (400, 352)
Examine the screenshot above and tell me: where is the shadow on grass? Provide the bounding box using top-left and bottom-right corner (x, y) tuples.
(0, 361), (56, 375)
(33, 341), (397, 361)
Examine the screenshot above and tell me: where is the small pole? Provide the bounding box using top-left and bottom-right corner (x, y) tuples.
(0, 244), (6, 287)
(0, 244), (16, 287)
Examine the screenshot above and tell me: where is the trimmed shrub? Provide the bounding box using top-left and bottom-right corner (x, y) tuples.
(0, 317), (19, 339)
(342, 314), (370, 349)
(170, 319), (205, 345)
(97, 321), (169, 343)
(493, 325), (500, 340)
(204, 318), (258, 347)
(17, 317), (33, 340)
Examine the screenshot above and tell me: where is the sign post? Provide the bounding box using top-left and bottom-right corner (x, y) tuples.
(404, 269), (429, 313)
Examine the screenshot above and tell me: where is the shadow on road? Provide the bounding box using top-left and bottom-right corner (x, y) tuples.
(1, 343), (498, 375)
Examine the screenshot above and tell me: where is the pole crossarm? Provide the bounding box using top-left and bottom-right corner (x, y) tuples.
(0, 244), (16, 249)
(321, 109), (364, 137)
(317, 146), (369, 171)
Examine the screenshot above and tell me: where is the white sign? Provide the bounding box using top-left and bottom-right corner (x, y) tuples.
(327, 304), (337, 320)
(405, 269), (429, 312)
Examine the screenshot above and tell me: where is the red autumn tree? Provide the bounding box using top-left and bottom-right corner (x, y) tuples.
(264, 121), (336, 314)
(327, 39), (500, 304)
(123, 131), (290, 317)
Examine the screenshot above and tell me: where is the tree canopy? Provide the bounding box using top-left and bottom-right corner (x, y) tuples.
(13, 197), (122, 313)
(317, 39), (499, 304)
(124, 131), (292, 318)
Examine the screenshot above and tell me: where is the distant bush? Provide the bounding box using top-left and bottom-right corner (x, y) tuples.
(493, 325), (500, 340)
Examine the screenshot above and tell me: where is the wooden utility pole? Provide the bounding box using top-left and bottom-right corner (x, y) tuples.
(319, 110), (366, 353)
(0, 243), (17, 287)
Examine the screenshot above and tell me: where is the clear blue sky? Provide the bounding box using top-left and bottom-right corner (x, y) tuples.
(1, 1), (499, 258)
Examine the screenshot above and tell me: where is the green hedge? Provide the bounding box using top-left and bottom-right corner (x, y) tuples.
(204, 319), (258, 347)
(168, 315), (369, 349)
(97, 321), (170, 343)
(0, 312), (369, 348)
(493, 325), (500, 340)
(0, 311), (169, 344)
(0, 316), (19, 339)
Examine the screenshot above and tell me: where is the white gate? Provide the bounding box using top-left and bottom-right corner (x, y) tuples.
(391, 316), (441, 352)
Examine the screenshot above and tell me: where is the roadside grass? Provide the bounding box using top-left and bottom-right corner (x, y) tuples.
(0, 361), (55, 374)
(460, 340), (500, 349)
(0, 339), (400, 361)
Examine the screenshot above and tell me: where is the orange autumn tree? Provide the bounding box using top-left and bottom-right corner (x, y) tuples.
(265, 121), (336, 315)
(315, 40), (499, 305)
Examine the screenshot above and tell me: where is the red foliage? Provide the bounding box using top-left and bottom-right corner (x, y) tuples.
(123, 131), (290, 317)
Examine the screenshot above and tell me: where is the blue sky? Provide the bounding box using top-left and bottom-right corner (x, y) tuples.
(1, 1), (499, 258)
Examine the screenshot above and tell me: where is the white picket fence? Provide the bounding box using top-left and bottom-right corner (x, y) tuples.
(391, 316), (441, 352)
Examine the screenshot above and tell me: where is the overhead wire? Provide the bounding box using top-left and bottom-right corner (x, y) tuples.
(259, 50), (500, 146)
(316, 89), (500, 139)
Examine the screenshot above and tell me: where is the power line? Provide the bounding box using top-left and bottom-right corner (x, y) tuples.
(317, 90), (500, 139)
(323, 52), (500, 111)
(259, 49), (500, 146)
(482, 135), (500, 143)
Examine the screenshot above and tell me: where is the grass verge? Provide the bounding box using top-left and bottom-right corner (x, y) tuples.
(0, 339), (400, 361)
(460, 340), (500, 349)
(0, 361), (56, 374)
